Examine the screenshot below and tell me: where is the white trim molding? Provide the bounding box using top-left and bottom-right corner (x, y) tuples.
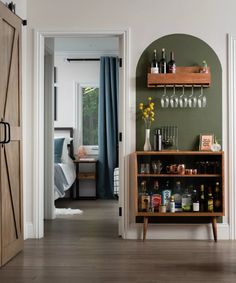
(24, 222), (35, 239)
(33, 31), (45, 238)
(228, 34), (236, 240)
(32, 29), (130, 239)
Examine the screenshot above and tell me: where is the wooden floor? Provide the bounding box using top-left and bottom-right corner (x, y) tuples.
(0, 199), (236, 283)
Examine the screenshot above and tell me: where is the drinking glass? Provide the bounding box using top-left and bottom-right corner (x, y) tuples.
(152, 160), (162, 174)
(170, 86), (178, 108)
(161, 86), (169, 108)
(179, 86), (188, 108)
(198, 86), (207, 108)
(188, 86), (197, 108)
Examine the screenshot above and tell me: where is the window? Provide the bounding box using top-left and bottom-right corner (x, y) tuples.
(82, 86), (99, 146)
(77, 84), (99, 155)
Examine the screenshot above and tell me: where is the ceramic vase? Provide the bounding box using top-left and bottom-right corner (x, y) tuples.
(143, 129), (151, 151)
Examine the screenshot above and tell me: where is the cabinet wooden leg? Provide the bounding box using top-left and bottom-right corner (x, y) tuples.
(211, 217), (217, 242)
(143, 217), (148, 241)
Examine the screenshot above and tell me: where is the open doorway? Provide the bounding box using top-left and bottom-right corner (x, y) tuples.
(43, 34), (123, 238)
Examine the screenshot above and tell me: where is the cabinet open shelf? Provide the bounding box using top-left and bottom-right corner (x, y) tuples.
(137, 212), (223, 217)
(147, 66), (211, 88)
(138, 174), (221, 177)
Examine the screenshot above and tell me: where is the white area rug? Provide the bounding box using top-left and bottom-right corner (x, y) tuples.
(55, 208), (83, 215)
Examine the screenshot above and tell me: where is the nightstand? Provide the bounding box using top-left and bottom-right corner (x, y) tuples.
(74, 158), (98, 199)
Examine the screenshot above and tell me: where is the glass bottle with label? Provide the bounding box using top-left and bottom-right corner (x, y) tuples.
(182, 187), (192, 212)
(159, 48), (167, 73)
(152, 180), (162, 212)
(167, 51), (176, 73)
(192, 189), (200, 212)
(200, 184), (205, 212)
(170, 195), (175, 213)
(162, 180), (171, 211)
(151, 49), (159, 74)
(173, 181), (182, 212)
(207, 187), (214, 212)
(213, 182), (221, 212)
(139, 180), (150, 212)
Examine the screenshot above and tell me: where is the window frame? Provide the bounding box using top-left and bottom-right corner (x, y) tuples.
(76, 83), (99, 156)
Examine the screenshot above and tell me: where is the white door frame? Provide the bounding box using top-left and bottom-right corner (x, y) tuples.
(228, 34), (236, 240)
(33, 29), (130, 238)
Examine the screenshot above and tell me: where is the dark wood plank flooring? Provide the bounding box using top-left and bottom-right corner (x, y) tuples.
(0, 199), (236, 283)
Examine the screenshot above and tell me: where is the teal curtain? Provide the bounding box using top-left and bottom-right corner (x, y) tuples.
(98, 57), (119, 199)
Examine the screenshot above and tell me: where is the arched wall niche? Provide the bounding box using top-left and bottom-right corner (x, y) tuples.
(136, 33), (222, 150)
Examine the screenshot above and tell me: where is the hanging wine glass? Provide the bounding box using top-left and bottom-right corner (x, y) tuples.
(161, 86), (169, 108)
(179, 86), (188, 108)
(170, 85), (178, 108)
(188, 86), (197, 108)
(197, 86), (207, 108)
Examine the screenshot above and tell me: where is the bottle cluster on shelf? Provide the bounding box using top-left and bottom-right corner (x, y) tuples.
(138, 179), (222, 213)
(151, 48), (176, 74)
(139, 159), (221, 175)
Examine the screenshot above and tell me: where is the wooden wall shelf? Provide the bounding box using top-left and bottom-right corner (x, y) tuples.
(147, 66), (211, 88)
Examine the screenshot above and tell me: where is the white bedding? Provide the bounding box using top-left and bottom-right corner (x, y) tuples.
(54, 156), (76, 200)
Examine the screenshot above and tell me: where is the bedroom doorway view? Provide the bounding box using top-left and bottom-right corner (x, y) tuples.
(43, 35), (122, 239)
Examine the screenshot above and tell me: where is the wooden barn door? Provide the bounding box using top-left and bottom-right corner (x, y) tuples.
(0, 3), (23, 266)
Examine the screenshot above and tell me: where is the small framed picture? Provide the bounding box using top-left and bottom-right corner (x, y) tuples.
(199, 134), (214, 151)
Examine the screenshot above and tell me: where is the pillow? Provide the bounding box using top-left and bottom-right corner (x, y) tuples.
(54, 138), (65, 163)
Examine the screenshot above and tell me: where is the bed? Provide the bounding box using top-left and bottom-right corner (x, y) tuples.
(54, 127), (76, 200)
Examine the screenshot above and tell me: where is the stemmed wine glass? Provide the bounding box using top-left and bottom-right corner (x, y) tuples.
(170, 85), (178, 108)
(161, 86), (169, 108)
(188, 86), (197, 108)
(198, 86), (207, 108)
(179, 86), (188, 108)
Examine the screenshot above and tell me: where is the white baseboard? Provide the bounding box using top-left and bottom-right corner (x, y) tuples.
(24, 222), (34, 239)
(24, 220), (229, 240)
(125, 223), (230, 240)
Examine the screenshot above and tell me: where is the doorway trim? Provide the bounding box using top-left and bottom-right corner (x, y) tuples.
(228, 34), (236, 240)
(33, 29), (130, 238)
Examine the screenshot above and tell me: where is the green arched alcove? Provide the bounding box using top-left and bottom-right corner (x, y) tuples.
(136, 34), (222, 150)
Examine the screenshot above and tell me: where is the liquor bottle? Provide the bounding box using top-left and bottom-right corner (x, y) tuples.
(162, 180), (171, 211)
(192, 189), (200, 212)
(149, 191), (154, 212)
(159, 48), (167, 73)
(207, 187), (214, 212)
(214, 182), (221, 212)
(150, 49), (159, 74)
(200, 184), (205, 212)
(140, 180), (150, 212)
(170, 196), (175, 213)
(173, 181), (182, 212)
(167, 51), (176, 73)
(151, 180), (162, 212)
(154, 129), (162, 151)
(182, 187), (192, 212)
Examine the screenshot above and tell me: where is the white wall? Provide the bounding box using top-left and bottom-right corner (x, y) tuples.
(54, 54), (100, 127)
(26, 0), (236, 239)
